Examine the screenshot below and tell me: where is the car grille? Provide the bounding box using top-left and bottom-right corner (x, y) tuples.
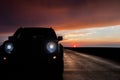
(18, 38), (47, 59)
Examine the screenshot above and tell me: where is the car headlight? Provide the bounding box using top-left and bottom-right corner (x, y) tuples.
(4, 42), (14, 54)
(46, 41), (57, 53)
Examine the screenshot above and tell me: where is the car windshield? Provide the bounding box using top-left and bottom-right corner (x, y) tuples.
(14, 28), (57, 39)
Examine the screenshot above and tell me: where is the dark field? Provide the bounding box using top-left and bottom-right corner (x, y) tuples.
(64, 47), (120, 64)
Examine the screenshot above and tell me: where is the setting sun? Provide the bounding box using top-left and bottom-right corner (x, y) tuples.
(73, 44), (77, 48)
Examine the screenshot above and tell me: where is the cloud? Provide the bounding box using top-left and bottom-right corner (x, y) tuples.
(0, 0), (120, 33)
(57, 25), (120, 45)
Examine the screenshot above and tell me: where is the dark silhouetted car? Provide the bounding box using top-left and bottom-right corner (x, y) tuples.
(0, 27), (64, 79)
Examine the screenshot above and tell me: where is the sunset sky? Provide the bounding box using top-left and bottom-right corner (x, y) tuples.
(0, 0), (120, 47)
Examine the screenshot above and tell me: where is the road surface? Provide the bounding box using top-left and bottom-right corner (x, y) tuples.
(63, 49), (120, 80)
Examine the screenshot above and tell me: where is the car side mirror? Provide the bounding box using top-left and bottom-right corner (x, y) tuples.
(58, 36), (63, 41)
(8, 36), (13, 40)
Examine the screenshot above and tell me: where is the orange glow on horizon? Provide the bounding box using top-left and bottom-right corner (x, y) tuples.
(73, 44), (77, 48)
(53, 21), (120, 31)
(56, 24), (120, 47)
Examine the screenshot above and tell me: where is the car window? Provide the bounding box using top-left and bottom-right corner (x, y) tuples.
(13, 28), (57, 39)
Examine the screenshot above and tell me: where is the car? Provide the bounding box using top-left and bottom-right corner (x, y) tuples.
(0, 27), (64, 79)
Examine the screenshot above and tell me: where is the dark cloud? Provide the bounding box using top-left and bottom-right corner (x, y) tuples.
(0, 0), (120, 33)
(0, 0), (86, 32)
(20, 0), (86, 8)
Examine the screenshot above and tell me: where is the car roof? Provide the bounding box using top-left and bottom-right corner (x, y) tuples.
(13, 27), (57, 39)
(14, 27), (54, 33)
(20, 27), (55, 35)
(20, 27), (53, 30)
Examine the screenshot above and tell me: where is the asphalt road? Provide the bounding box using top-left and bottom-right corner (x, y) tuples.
(63, 49), (120, 80)
(2, 49), (120, 80)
